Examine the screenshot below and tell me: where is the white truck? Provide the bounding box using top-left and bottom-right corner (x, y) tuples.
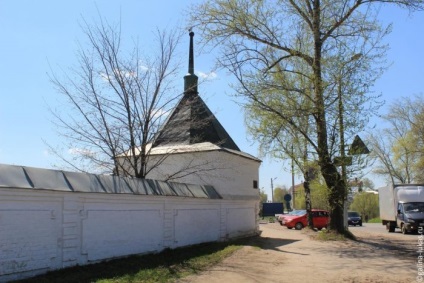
(379, 184), (424, 234)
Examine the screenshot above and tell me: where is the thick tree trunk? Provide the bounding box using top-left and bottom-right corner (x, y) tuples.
(320, 162), (345, 233)
(311, 0), (346, 234)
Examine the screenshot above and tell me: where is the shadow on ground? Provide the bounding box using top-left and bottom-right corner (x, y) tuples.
(302, 233), (416, 261)
(353, 236), (416, 258)
(237, 235), (305, 254)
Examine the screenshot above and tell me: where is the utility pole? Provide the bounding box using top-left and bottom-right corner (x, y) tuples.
(291, 145), (295, 209)
(338, 76), (348, 229)
(271, 177), (277, 203)
(337, 54), (362, 229)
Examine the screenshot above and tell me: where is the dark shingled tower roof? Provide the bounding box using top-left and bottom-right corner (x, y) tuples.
(152, 31), (240, 151)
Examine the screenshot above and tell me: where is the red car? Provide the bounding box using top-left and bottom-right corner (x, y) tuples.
(282, 209), (329, 230)
(277, 210), (306, 225)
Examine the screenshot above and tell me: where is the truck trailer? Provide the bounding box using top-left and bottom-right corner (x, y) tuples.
(379, 184), (424, 234)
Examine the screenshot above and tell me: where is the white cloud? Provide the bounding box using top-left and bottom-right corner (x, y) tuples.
(198, 71), (217, 80)
(139, 65), (149, 72)
(151, 108), (170, 118)
(100, 72), (112, 82)
(68, 148), (95, 157)
(100, 68), (140, 82)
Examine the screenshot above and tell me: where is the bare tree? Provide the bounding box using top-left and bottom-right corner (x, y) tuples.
(361, 177), (375, 191)
(190, 0), (423, 233)
(49, 18), (182, 177)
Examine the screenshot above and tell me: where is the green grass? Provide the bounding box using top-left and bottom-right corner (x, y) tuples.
(367, 217), (381, 223)
(14, 242), (242, 283)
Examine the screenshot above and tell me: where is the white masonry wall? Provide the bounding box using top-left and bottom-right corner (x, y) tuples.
(0, 187), (259, 282)
(146, 149), (261, 200)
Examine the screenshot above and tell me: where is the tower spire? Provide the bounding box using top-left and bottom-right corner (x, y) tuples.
(184, 30), (198, 95)
(188, 30), (194, 75)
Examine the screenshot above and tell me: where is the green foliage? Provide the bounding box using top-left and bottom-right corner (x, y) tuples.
(259, 188), (268, 217)
(294, 180), (329, 211)
(259, 189), (268, 204)
(273, 186), (289, 203)
(191, 0), (423, 234)
(294, 190), (305, 209)
(367, 217), (381, 223)
(349, 192), (379, 221)
(369, 94), (424, 183)
(310, 181), (330, 211)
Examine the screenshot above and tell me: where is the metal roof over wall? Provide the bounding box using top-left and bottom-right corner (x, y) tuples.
(0, 163), (221, 199)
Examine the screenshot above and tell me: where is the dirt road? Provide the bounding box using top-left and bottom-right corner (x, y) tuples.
(180, 222), (418, 283)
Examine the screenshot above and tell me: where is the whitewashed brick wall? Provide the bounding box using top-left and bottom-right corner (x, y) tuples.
(0, 188), (259, 282)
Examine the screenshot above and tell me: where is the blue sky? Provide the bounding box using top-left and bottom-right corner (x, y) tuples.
(0, 1), (423, 199)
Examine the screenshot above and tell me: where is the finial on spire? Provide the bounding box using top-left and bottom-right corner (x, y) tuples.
(184, 29), (198, 96)
(188, 30), (195, 75)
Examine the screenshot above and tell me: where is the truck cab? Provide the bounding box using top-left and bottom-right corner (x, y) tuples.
(396, 202), (424, 234)
(379, 184), (424, 234)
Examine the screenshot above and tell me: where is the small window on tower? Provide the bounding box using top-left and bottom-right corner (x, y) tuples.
(253, 180), (258, 189)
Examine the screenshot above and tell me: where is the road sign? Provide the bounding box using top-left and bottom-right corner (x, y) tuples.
(284, 194), (292, 202)
(334, 156), (353, 166)
(348, 135), (370, 155)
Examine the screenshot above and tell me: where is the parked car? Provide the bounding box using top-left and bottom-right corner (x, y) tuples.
(282, 209), (329, 230)
(347, 211), (362, 226)
(277, 210), (306, 226)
